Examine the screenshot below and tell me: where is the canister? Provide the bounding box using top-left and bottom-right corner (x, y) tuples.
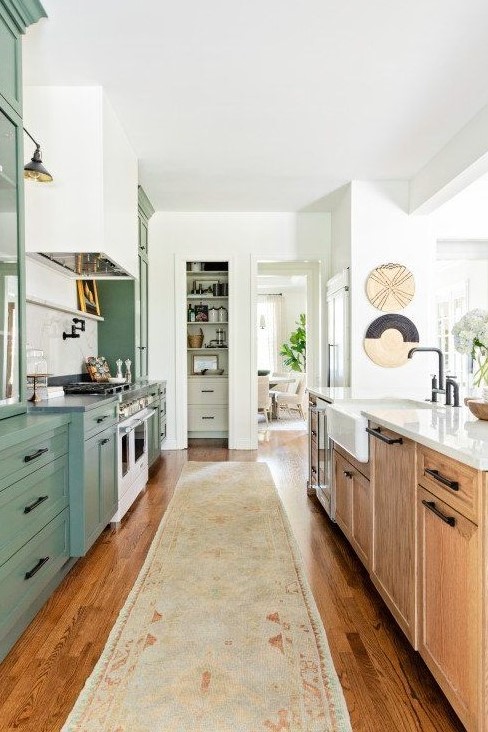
(218, 306), (228, 322)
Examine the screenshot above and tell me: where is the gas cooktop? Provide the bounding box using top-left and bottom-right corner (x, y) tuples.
(63, 382), (130, 395)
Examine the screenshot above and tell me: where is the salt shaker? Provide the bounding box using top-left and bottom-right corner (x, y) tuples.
(124, 359), (132, 384)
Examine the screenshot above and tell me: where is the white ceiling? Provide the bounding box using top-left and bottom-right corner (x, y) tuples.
(22, 0), (488, 212)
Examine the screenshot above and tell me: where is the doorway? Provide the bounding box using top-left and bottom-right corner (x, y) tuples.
(252, 259), (322, 447)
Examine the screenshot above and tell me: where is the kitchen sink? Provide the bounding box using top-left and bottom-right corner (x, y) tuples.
(327, 398), (433, 462)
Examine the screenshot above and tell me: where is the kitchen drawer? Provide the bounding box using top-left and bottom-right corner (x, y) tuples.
(417, 445), (479, 523)
(160, 397), (166, 418)
(0, 509), (70, 641)
(0, 456), (69, 567)
(84, 401), (118, 439)
(188, 406), (228, 431)
(188, 378), (228, 405)
(0, 425), (68, 492)
(160, 420), (166, 441)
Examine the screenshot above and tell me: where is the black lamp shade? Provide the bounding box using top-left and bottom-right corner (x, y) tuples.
(24, 145), (53, 183)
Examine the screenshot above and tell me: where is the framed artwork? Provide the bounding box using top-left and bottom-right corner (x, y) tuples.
(192, 354), (218, 374)
(77, 279), (101, 316)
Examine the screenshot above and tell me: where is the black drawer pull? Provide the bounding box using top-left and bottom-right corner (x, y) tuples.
(201, 389), (214, 393)
(24, 495), (49, 514)
(311, 466), (317, 474)
(202, 416), (215, 420)
(96, 415), (109, 423)
(422, 500), (456, 527)
(151, 392), (157, 396)
(343, 470), (353, 479)
(99, 438), (110, 446)
(24, 447), (49, 463)
(425, 468), (459, 491)
(366, 427), (403, 445)
(311, 430), (317, 438)
(25, 556), (49, 580)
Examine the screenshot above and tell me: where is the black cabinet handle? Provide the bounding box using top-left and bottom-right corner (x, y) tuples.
(201, 390), (214, 393)
(343, 470), (353, 479)
(151, 392), (157, 396)
(24, 495), (49, 514)
(366, 426), (403, 445)
(137, 346), (147, 350)
(96, 415), (109, 423)
(425, 468), (459, 491)
(422, 500), (456, 527)
(25, 556), (49, 580)
(24, 447), (49, 463)
(311, 430), (317, 438)
(311, 466), (317, 474)
(202, 416), (215, 420)
(99, 438), (110, 446)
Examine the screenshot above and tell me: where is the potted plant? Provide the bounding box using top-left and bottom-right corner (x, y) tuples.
(280, 314), (306, 372)
(452, 308), (488, 399)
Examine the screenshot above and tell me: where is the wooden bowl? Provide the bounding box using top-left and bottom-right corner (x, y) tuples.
(466, 399), (488, 420)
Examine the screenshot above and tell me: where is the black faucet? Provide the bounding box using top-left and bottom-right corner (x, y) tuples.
(445, 375), (460, 407)
(407, 347), (445, 403)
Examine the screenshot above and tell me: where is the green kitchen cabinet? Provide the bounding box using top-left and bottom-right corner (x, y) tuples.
(83, 425), (117, 550)
(0, 0), (46, 422)
(0, 412), (73, 662)
(98, 186), (154, 379)
(138, 252), (149, 378)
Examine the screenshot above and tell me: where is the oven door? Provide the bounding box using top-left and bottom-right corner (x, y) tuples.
(133, 407), (156, 465)
(118, 418), (136, 494)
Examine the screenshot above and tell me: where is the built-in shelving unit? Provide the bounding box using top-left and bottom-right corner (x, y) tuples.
(186, 264), (229, 440)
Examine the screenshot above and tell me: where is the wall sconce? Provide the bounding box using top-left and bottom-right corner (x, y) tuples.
(23, 128), (53, 183)
(259, 314), (266, 329)
(63, 317), (85, 340)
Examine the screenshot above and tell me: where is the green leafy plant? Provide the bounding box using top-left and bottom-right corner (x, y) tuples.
(280, 313), (306, 372)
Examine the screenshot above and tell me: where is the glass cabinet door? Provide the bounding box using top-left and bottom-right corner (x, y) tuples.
(0, 107), (21, 407)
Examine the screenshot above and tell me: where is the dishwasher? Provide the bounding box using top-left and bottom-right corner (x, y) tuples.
(308, 395), (334, 520)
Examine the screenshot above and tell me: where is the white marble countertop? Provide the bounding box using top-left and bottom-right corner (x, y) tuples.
(361, 404), (488, 471)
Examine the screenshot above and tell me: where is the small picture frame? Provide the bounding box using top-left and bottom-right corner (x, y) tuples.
(194, 303), (209, 322)
(77, 279), (101, 316)
(192, 354), (218, 374)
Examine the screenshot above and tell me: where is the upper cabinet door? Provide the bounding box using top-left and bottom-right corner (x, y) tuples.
(0, 105), (24, 412)
(0, 10), (22, 116)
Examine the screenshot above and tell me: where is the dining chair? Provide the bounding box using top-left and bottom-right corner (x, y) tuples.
(275, 374), (306, 419)
(257, 375), (272, 426)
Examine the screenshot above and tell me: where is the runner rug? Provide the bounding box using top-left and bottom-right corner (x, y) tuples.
(63, 462), (351, 732)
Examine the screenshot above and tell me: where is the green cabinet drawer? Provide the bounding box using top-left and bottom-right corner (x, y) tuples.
(0, 425), (68, 492)
(83, 401), (118, 439)
(0, 456), (69, 567)
(0, 509), (70, 640)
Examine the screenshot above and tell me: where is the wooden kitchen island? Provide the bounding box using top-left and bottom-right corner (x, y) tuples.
(308, 389), (488, 732)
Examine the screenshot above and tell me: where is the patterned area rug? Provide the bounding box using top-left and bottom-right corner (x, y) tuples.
(63, 462), (351, 732)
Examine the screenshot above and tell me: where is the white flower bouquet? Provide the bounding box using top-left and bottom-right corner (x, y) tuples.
(452, 309), (488, 386)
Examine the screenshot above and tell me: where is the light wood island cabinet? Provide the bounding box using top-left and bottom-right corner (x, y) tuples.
(327, 421), (488, 731)
(369, 423), (417, 645)
(333, 447), (371, 569)
(417, 445), (484, 732)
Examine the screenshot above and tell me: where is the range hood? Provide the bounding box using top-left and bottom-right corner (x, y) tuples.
(28, 252), (132, 279)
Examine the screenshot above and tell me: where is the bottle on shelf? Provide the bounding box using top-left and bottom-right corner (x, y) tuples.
(188, 304), (196, 322)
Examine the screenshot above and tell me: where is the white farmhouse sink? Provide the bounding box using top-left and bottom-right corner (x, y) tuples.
(327, 399), (433, 462)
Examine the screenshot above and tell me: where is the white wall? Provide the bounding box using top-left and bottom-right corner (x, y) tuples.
(26, 301), (98, 377)
(430, 179), (488, 240)
(24, 87), (139, 278)
(148, 212), (330, 449)
(330, 184), (352, 277)
(349, 181), (437, 398)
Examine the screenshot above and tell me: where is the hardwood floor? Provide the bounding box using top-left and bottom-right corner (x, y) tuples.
(0, 432), (464, 731)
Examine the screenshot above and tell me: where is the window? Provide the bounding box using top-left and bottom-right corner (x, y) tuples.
(436, 282), (469, 388)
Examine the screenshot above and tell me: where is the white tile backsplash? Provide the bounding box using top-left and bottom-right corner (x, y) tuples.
(26, 302), (98, 377)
